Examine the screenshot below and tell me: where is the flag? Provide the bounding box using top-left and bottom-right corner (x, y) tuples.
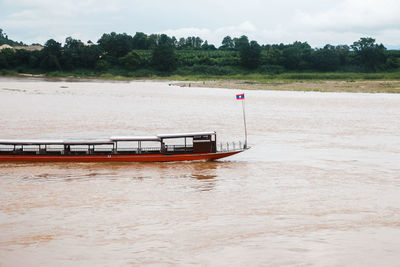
(236, 93), (245, 100)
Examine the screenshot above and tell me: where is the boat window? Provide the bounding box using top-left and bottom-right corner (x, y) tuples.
(46, 145), (64, 152)
(163, 138), (186, 146)
(94, 144), (113, 152)
(116, 141), (139, 151)
(70, 145), (89, 152)
(23, 145), (39, 152)
(141, 141), (161, 151)
(0, 144), (13, 152)
(193, 135), (210, 140)
(186, 137), (193, 146)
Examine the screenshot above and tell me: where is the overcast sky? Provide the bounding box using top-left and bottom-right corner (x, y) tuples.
(0, 0), (399, 48)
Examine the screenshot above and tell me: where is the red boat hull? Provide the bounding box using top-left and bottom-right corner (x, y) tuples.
(0, 150), (243, 162)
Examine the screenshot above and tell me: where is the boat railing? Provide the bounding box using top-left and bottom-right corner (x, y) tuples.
(218, 141), (246, 152)
(70, 148), (90, 152)
(48, 147), (162, 154)
(165, 145), (194, 152)
(22, 148), (40, 152)
(117, 147), (160, 152)
(46, 148), (64, 152)
(1, 142), (245, 154)
(0, 146), (164, 155)
(142, 147), (162, 152)
(45, 148), (115, 153)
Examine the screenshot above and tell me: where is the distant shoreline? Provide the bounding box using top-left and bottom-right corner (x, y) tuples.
(1, 73), (399, 93)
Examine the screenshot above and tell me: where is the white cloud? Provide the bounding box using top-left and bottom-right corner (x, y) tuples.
(163, 28), (212, 39)
(0, 0), (399, 47)
(161, 0), (400, 47)
(294, 0), (400, 32)
(1, 0), (124, 44)
(162, 22), (262, 47)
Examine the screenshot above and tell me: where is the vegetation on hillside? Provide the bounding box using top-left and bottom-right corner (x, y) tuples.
(0, 29), (25, 46)
(0, 28), (399, 78)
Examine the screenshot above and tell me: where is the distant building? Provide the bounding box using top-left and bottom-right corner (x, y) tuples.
(0, 44), (13, 50)
(0, 44), (43, 51)
(14, 45), (44, 51)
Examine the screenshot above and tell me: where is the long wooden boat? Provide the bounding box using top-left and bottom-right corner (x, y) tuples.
(0, 132), (247, 162)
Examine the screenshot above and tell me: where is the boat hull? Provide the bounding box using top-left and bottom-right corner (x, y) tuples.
(0, 150), (243, 162)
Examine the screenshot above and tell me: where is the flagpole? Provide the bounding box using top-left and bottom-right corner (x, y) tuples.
(242, 97), (248, 149)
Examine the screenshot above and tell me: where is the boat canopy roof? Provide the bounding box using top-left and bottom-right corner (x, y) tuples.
(110, 136), (160, 141)
(63, 139), (114, 145)
(0, 132), (217, 145)
(0, 139), (64, 145)
(157, 131), (216, 138)
(0, 139), (114, 145)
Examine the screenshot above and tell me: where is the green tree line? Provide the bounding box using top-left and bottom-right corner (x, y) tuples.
(0, 29), (399, 76)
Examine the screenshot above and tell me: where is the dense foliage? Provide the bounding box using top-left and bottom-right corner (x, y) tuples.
(0, 28), (399, 76)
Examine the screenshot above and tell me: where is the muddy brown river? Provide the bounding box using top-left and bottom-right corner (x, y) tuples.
(0, 77), (399, 266)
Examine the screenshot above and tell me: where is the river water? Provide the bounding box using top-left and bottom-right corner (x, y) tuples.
(0, 77), (399, 266)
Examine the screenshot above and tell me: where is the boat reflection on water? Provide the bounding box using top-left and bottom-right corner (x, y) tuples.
(191, 174), (217, 180)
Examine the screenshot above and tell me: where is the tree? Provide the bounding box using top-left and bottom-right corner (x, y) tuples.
(43, 39), (62, 58)
(238, 38), (261, 69)
(386, 50), (400, 69)
(0, 53), (8, 69)
(120, 51), (142, 70)
(312, 44), (340, 71)
(185, 37), (194, 48)
(0, 48), (15, 69)
(97, 32), (133, 57)
(335, 45), (350, 66)
(62, 37), (85, 69)
(351, 37), (387, 71)
(13, 49), (31, 68)
(40, 39), (62, 70)
(147, 34), (160, 49)
(151, 41), (177, 71)
(282, 41), (313, 70)
(0, 29), (6, 40)
(171, 36), (178, 48)
(220, 36), (234, 50)
(0, 28), (24, 46)
(265, 46), (284, 66)
(234, 35), (249, 50)
(201, 41), (217, 50)
(194, 37), (203, 48)
(158, 34), (174, 46)
(177, 38), (186, 49)
(132, 32), (148, 49)
(28, 50), (42, 69)
(41, 54), (62, 70)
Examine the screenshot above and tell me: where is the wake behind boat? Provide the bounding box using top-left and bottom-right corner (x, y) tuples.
(0, 131), (247, 162)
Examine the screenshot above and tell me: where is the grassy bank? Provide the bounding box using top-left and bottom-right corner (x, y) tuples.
(168, 71), (400, 82)
(1, 69), (400, 93)
(2, 67), (400, 81)
(175, 80), (400, 94)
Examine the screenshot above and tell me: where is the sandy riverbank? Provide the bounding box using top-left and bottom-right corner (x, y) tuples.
(175, 80), (400, 93)
(2, 74), (400, 93)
